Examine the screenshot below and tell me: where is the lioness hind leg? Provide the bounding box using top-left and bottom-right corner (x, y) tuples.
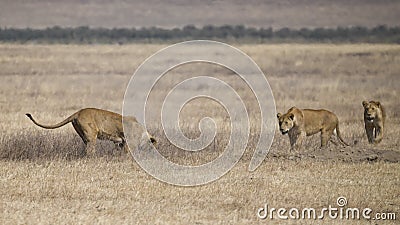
(321, 129), (334, 148)
(320, 134), (329, 148)
(82, 130), (98, 156)
(72, 120), (87, 144)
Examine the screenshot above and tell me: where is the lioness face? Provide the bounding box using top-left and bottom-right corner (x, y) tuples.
(123, 118), (157, 151)
(277, 113), (295, 135)
(363, 101), (380, 121)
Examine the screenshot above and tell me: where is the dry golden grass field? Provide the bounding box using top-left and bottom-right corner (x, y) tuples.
(0, 43), (399, 224)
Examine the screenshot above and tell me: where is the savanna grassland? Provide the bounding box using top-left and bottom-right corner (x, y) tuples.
(0, 43), (399, 224)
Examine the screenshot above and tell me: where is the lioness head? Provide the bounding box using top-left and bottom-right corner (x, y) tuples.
(362, 101), (381, 121)
(277, 112), (295, 135)
(123, 116), (157, 151)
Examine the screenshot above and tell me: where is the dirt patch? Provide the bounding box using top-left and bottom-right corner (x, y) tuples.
(268, 146), (400, 163)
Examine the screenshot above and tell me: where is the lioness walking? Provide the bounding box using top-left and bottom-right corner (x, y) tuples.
(362, 100), (385, 144)
(26, 108), (156, 155)
(277, 107), (349, 151)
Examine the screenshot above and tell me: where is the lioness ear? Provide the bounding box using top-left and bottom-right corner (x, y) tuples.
(277, 113), (282, 119)
(289, 113), (294, 120)
(362, 101), (368, 108)
(375, 101), (381, 108)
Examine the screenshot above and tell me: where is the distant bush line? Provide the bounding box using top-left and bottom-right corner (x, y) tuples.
(0, 25), (399, 44)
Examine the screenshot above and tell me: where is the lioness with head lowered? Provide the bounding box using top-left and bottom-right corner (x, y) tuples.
(26, 108), (156, 156)
(362, 100), (385, 144)
(277, 107), (349, 151)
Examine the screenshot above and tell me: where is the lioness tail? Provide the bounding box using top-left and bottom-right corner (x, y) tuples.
(335, 123), (349, 146)
(26, 112), (78, 129)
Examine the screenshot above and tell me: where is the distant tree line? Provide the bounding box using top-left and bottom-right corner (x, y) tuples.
(0, 25), (399, 44)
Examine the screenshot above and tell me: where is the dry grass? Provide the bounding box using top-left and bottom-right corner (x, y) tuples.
(0, 44), (399, 224)
(1, 159), (398, 224)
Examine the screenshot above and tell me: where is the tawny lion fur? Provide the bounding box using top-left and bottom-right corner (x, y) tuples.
(362, 100), (385, 144)
(26, 108), (156, 155)
(277, 107), (349, 151)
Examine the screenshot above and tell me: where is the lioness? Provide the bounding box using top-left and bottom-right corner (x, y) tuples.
(26, 108), (156, 155)
(362, 100), (385, 144)
(277, 107), (349, 151)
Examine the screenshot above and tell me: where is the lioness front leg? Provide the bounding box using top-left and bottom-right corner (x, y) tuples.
(289, 132), (304, 152)
(374, 127), (383, 144)
(365, 124), (374, 143)
(288, 133), (297, 152)
(295, 133), (306, 151)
